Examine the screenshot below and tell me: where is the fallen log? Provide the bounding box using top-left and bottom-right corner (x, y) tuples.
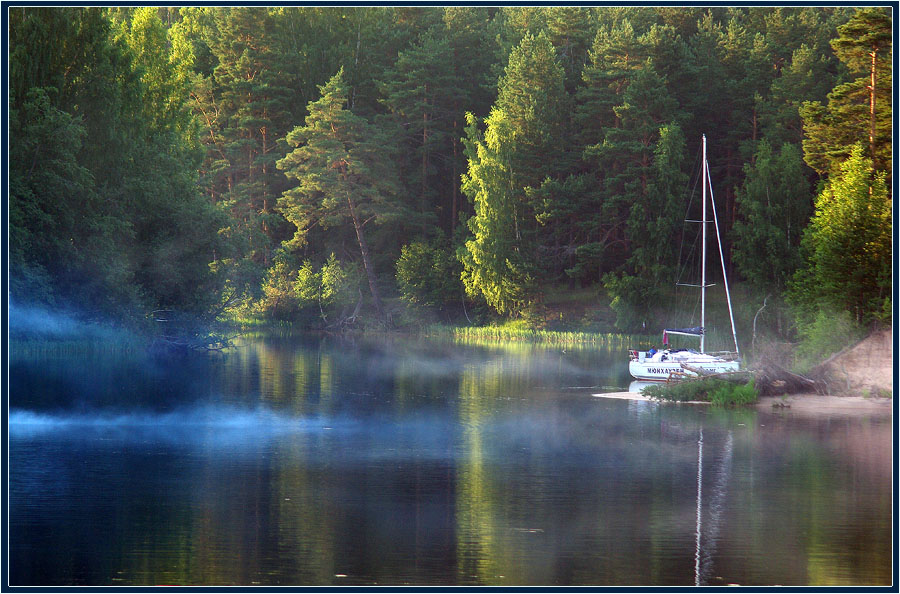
(753, 360), (824, 395)
(677, 361), (823, 397)
(680, 364), (753, 382)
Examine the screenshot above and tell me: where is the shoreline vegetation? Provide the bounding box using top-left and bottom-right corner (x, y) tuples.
(10, 298), (891, 412)
(10, 8), (891, 360)
(8, 7), (891, 410)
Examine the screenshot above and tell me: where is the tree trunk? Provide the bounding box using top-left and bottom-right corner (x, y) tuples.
(422, 102), (428, 239)
(346, 193), (384, 317)
(869, 49), (877, 164)
(451, 118), (459, 235)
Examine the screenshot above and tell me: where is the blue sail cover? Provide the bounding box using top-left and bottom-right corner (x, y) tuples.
(663, 327), (703, 345)
(664, 326), (703, 336)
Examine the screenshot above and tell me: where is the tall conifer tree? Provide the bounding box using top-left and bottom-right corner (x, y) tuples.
(800, 7), (892, 175)
(278, 69), (404, 318)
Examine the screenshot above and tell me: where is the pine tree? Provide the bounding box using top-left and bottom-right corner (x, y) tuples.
(277, 69), (404, 318)
(586, 62), (681, 272)
(203, 8), (297, 267)
(380, 29), (458, 239)
(830, 7), (892, 169)
(599, 121), (688, 330)
(800, 7), (891, 175)
(575, 20), (648, 147)
(545, 7), (595, 93)
(763, 44), (834, 146)
(440, 7), (499, 233)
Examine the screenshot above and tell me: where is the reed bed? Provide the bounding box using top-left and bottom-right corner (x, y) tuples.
(423, 323), (650, 348)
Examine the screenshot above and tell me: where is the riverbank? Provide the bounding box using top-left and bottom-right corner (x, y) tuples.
(756, 394), (893, 416)
(594, 391), (893, 416)
(596, 327), (894, 415)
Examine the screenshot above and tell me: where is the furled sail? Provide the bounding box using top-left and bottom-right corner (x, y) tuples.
(663, 327), (703, 345)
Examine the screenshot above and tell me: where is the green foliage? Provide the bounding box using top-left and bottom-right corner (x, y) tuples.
(396, 238), (463, 308)
(295, 254), (360, 321)
(257, 258), (299, 320)
(732, 140), (811, 292)
(789, 144), (891, 324)
(792, 309), (863, 374)
(642, 378), (758, 406)
(800, 8), (892, 174)
(257, 253), (359, 324)
(709, 379), (758, 406)
(12, 6), (886, 335)
(459, 32), (569, 316)
(9, 87), (94, 304)
(9, 8), (226, 320)
(459, 110), (536, 316)
(602, 273), (654, 332)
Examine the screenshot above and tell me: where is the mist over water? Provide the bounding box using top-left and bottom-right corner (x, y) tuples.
(8, 406), (345, 438)
(8, 299), (124, 339)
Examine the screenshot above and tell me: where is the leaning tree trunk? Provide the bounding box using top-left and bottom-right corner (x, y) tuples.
(346, 193), (384, 318)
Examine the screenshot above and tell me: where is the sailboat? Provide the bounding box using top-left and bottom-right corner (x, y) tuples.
(629, 135), (740, 382)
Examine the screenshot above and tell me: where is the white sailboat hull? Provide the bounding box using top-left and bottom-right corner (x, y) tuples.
(628, 351), (740, 381)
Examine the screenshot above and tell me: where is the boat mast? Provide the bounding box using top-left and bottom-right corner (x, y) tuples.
(700, 135), (707, 354)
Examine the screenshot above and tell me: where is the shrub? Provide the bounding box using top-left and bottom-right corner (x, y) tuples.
(294, 254), (360, 322)
(793, 308), (863, 373)
(642, 377), (757, 406)
(709, 379), (757, 406)
(396, 238), (462, 309)
(256, 259), (299, 320)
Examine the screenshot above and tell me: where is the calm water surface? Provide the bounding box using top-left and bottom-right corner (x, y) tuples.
(8, 333), (893, 586)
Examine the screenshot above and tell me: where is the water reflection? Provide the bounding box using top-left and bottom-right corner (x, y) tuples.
(8, 334), (893, 586)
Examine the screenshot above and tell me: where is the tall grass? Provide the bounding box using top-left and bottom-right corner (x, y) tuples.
(423, 322), (649, 348)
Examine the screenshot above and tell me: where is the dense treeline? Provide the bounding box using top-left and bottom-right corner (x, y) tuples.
(8, 7), (892, 338)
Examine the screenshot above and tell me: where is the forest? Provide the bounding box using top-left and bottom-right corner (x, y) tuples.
(8, 6), (893, 344)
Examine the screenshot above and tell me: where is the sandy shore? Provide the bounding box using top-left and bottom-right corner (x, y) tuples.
(755, 394), (893, 416)
(593, 391), (893, 416)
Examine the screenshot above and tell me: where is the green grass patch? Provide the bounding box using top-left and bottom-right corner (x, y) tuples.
(642, 377), (757, 406)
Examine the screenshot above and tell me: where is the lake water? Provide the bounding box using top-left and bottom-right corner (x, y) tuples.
(8, 333), (894, 586)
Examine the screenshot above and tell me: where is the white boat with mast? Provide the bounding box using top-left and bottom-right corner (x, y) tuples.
(629, 135), (741, 382)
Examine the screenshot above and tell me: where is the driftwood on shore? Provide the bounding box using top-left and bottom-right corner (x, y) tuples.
(753, 360), (825, 395)
(680, 361), (824, 396)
